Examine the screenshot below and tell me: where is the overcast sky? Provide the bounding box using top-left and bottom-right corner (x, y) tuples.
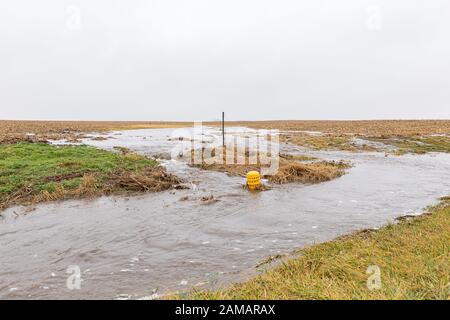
(1, 0), (449, 121)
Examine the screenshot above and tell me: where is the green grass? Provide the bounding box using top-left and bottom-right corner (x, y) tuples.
(188, 198), (450, 300)
(369, 136), (450, 154)
(0, 142), (159, 209)
(394, 136), (450, 154)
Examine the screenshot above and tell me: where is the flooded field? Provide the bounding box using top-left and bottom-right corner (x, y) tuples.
(1, 127), (449, 299)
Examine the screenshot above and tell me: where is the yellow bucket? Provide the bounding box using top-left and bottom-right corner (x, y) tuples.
(246, 171), (261, 190)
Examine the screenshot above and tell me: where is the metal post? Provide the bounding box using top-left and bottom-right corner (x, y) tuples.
(222, 112), (225, 147)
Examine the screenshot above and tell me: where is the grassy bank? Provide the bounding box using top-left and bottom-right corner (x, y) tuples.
(189, 198), (450, 300)
(0, 142), (180, 211)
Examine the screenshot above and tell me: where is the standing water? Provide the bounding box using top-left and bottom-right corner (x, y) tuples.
(1, 127), (449, 299)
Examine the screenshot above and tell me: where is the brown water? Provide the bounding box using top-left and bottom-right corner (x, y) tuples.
(1, 127), (449, 299)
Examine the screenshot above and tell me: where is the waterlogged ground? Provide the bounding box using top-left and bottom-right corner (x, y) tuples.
(1, 127), (449, 299)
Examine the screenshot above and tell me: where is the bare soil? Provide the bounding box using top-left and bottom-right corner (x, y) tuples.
(0, 120), (191, 144)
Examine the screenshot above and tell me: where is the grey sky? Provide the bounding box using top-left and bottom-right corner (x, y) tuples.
(1, 0), (449, 121)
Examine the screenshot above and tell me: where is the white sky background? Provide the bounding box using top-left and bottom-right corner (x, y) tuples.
(0, 0), (449, 121)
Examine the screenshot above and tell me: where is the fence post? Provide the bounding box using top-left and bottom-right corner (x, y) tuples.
(222, 112), (225, 147)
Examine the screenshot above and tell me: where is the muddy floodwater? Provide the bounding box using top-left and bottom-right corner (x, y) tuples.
(1, 127), (449, 299)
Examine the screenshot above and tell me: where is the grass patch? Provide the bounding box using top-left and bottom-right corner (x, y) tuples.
(0, 142), (180, 211)
(368, 136), (450, 155)
(280, 134), (377, 152)
(280, 132), (450, 155)
(188, 198), (450, 300)
(270, 160), (349, 184)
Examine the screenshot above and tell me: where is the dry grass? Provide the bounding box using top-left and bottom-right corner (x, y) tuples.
(187, 198), (450, 300)
(108, 167), (181, 192)
(2, 168), (181, 212)
(280, 134), (375, 152)
(186, 147), (349, 184)
(20, 169), (180, 210)
(270, 160), (349, 184)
